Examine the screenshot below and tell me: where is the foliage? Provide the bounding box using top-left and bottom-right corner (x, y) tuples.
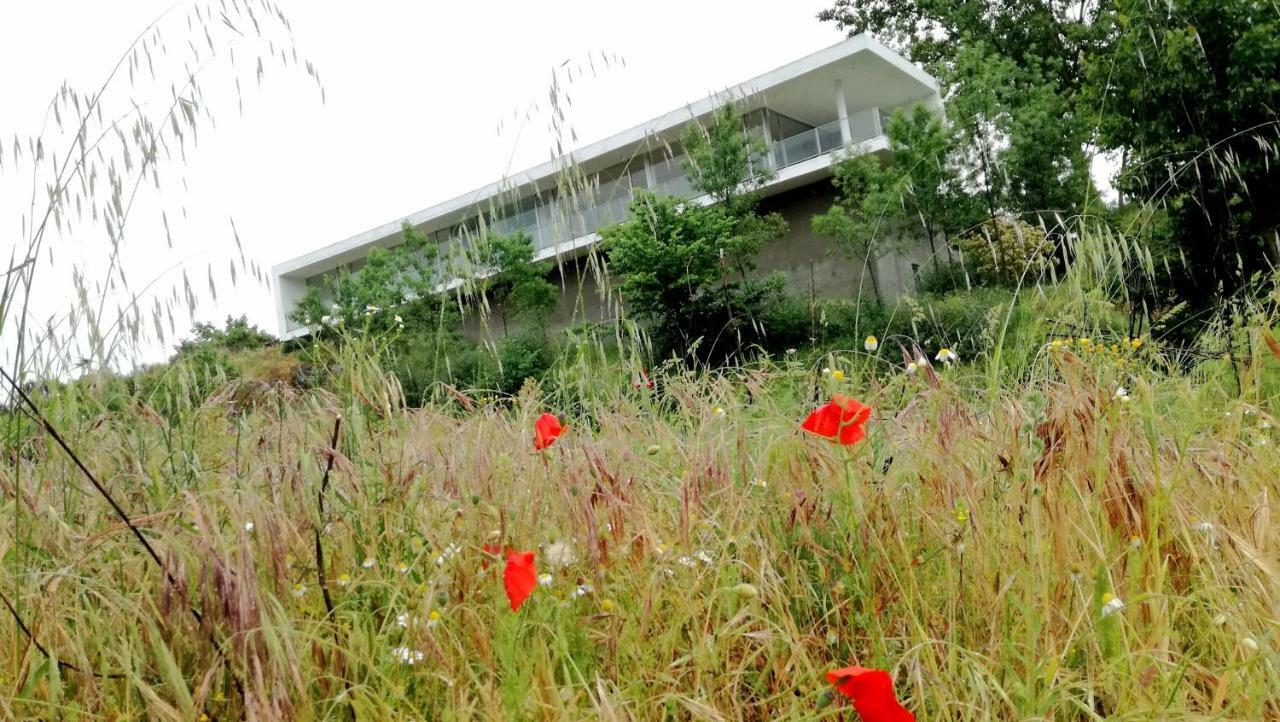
(958, 218), (1054, 287)
(132, 345), (238, 423)
(605, 104), (788, 361)
(758, 286), (1029, 366)
(813, 107), (975, 296)
(290, 222), (442, 331)
(470, 231), (558, 334)
(914, 260), (969, 296)
(1085, 0), (1280, 300)
(812, 153), (905, 300)
(818, 1), (1106, 222)
(176, 315), (276, 356)
(682, 104), (772, 209)
(881, 108), (981, 257)
(6, 288), (1280, 718)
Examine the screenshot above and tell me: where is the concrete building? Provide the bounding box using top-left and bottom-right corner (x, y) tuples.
(271, 34), (942, 338)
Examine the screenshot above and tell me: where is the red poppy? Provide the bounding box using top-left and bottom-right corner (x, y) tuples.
(801, 395), (871, 446)
(825, 666), (914, 722)
(503, 550), (537, 611)
(632, 370), (654, 389)
(534, 413), (564, 451)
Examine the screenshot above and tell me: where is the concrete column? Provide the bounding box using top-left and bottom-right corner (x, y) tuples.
(835, 79), (852, 146)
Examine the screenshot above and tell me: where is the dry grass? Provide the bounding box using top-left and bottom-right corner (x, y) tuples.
(2, 334), (1278, 720)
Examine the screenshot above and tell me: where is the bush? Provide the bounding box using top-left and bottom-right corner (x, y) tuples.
(483, 332), (556, 395)
(958, 218), (1053, 287)
(134, 346), (239, 422)
(915, 259), (969, 295)
(177, 315), (275, 355)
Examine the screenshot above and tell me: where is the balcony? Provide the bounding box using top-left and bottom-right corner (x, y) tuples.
(524, 106), (889, 254)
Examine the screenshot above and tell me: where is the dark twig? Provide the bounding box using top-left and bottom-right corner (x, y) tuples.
(0, 365), (245, 703)
(0, 589), (127, 679)
(0, 366), (198, 622)
(311, 414), (354, 718)
(313, 415), (342, 617)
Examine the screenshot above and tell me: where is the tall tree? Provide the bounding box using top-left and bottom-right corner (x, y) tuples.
(605, 104), (787, 360)
(814, 106), (978, 296)
(1086, 0), (1280, 300)
(290, 222), (441, 330)
(471, 231), (558, 335)
(818, 1), (1109, 222)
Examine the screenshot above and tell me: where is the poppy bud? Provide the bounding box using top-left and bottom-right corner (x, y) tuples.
(815, 689), (835, 709)
(646, 444), (661, 455)
(734, 583), (759, 599)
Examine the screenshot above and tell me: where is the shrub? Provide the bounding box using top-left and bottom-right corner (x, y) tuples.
(484, 331), (556, 395)
(758, 287), (1026, 364)
(915, 259), (969, 295)
(958, 218), (1053, 287)
(177, 315), (275, 355)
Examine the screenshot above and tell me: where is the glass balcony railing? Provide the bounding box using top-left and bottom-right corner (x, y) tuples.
(510, 107), (887, 254)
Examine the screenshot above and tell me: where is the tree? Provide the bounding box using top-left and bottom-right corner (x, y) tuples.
(177, 315), (275, 355)
(812, 154), (906, 300)
(471, 231), (558, 335)
(681, 105), (789, 278)
(818, 1), (1109, 223)
(291, 222), (441, 330)
(682, 105), (769, 209)
(881, 108), (980, 265)
(814, 106), (978, 296)
(605, 104), (787, 360)
(1086, 0), (1280, 301)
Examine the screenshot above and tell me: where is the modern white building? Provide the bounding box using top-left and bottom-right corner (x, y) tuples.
(272, 34), (942, 338)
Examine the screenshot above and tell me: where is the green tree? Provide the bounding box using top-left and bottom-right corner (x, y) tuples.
(471, 231), (558, 334)
(291, 222), (441, 330)
(814, 106), (977, 296)
(605, 104), (787, 360)
(818, 1), (1108, 222)
(812, 154), (905, 301)
(883, 108), (980, 265)
(177, 315), (275, 355)
(1086, 0), (1280, 301)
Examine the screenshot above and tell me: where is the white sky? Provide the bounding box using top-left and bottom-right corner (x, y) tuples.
(0, 0), (842, 371)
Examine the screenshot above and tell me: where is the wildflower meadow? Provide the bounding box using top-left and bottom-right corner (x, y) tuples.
(2, 310), (1279, 720)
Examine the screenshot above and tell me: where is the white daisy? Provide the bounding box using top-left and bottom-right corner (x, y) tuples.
(1100, 592), (1125, 618)
(391, 646), (425, 665)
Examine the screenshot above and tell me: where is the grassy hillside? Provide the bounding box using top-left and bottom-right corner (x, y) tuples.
(3, 302), (1279, 719)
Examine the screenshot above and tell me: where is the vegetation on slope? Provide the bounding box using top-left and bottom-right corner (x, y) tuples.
(3, 282), (1279, 719)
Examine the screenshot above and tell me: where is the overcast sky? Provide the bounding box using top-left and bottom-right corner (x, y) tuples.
(0, 1), (847, 370)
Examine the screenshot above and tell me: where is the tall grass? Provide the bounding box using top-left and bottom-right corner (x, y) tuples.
(2, 279), (1278, 719)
